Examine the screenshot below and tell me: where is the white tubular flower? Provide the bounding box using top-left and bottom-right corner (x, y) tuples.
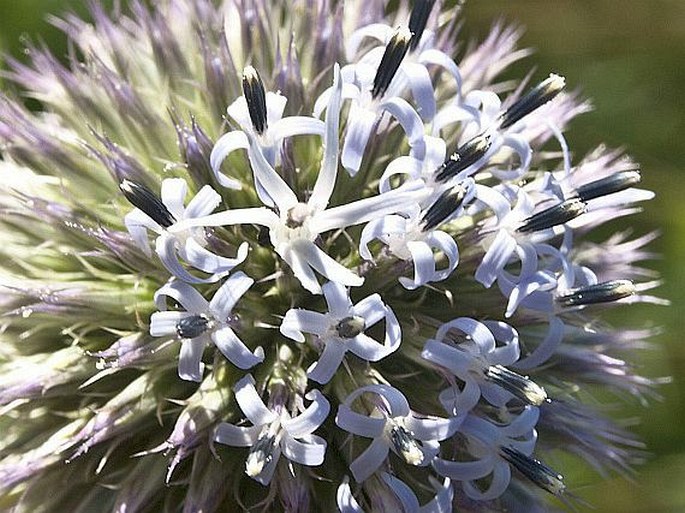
(210, 66), (325, 198)
(280, 281), (401, 383)
(177, 65), (428, 293)
(346, 1), (466, 123)
(337, 473), (454, 513)
(121, 177), (248, 283)
(335, 384), (461, 482)
(150, 273), (263, 381)
(422, 317), (547, 413)
(314, 26), (429, 176)
(472, 185), (582, 317)
(360, 189), (467, 289)
(433, 407), (540, 501)
(213, 375), (329, 485)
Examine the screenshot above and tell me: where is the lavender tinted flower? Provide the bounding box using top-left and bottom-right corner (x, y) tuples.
(337, 473), (454, 513)
(121, 177), (249, 283)
(151, 273), (263, 380)
(0, 0), (665, 511)
(213, 374), (329, 485)
(280, 281), (401, 383)
(336, 384), (458, 482)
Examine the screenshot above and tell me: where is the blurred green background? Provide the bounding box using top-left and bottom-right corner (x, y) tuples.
(0, 1), (682, 511)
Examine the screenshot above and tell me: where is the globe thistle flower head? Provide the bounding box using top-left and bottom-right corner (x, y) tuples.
(0, 0), (665, 512)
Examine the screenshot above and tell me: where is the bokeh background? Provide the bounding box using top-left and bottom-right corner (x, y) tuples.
(0, 1), (682, 511)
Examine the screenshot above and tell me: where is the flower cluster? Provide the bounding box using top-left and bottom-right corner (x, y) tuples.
(0, 0), (664, 512)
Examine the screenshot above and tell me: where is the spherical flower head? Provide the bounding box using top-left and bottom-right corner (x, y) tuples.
(0, 0), (665, 512)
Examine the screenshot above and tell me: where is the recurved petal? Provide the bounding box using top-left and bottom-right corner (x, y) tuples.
(399, 240), (435, 290)
(208, 271), (254, 317)
(513, 316), (565, 370)
(421, 338), (472, 377)
(282, 390), (330, 437)
(482, 320), (520, 365)
(281, 245), (323, 295)
(269, 116), (326, 141)
(346, 333), (395, 362)
(124, 208), (157, 256)
(432, 456), (493, 481)
(435, 317), (496, 354)
(149, 311), (190, 337)
(213, 422), (261, 447)
(160, 178), (188, 219)
(492, 134), (532, 181)
(359, 214), (407, 261)
(380, 97), (426, 158)
(154, 278), (209, 313)
(337, 477), (365, 513)
(341, 102), (377, 175)
(351, 293), (385, 326)
(342, 384), (411, 418)
(350, 437), (389, 482)
(336, 404), (386, 438)
(420, 48), (463, 98)
(178, 337), (207, 382)
(184, 238), (248, 276)
(183, 185), (222, 219)
(426, 230), (459, 282)
(253, 445), (281, 486)
(345, 23), (394, 60)
(399, 61), (436, 121)
(379, 156), (423, 193)
(209, 131), (248, 190)
(381, 474), (420, 513)
(246, 134), (298, 211)
(296, 239), (364, 289)
(421, 477), (454, 513)
(234, 374), (277, 426)
(281, 432), (327, 466)
(322, 280), (353, 318)
(156, 233), (221, 284)
(405, 415), (460, 442)
(211, 327), (263, 370)
(307, 339), (347, 384)
(462, 461), (511, 501)
(474, 229), (517, 288)
(280, 309), (330, 342)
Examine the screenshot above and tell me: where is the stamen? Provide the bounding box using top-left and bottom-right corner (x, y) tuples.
(556, 279), (636, 307)
(389, 424), (424, 465)
(517, 198), (585, 233)
(500, 446), (566, 496)
(499, 73), (566, 129)
(435, 135), (491, 183)
(175, 314), (210, 339)
(242, 66), (268, 135)
(285, 203), (311, 229)
(484, 365), (548, 406)
(575, 169), (641, 202)
(408, 0), (435, 51)
(421, 185), (466, 230)
(120, 179), (176, 228)
(335, 315), (366, 339)
(372, 27), (413, 99)
(245, 434), (277, 477)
